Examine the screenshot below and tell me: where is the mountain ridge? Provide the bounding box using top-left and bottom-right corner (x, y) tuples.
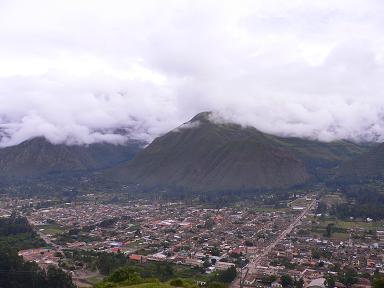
(0, 137), (144, 179)
(108, 112), (371, 192)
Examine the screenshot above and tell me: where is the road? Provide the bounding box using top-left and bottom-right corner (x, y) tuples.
(26, 216), (61, 249)
(0, 208), (11, 215)
(231, 198), (317, 288)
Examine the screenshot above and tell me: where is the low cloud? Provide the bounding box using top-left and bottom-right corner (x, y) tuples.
(0, 0), (383, 146)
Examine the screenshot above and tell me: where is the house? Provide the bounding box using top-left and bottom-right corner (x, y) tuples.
(215, 261), (235, 270)
(307, 278), (326, 288)
(185, 258), (203, 267)
(129, 254), (147, 263)
(271, 281), (283, 288)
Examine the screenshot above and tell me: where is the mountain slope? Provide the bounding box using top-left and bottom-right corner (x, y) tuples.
(111, 112), (311, 192)
(110, 112), (372, 193)
(275, 137), (371, 179)
(337, 143), (384, 180)
(0, 137), (143, 179)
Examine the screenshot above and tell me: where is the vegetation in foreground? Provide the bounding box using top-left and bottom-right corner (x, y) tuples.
(93, 265), (236, 288)
(0, 214), (76, 288)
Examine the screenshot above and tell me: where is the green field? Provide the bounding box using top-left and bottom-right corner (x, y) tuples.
(321, 194), (346, 206)
(36, 224), (65, 235)
(309, 215), (384, 241)
(120, 283), (172, 288)
(290, 198), (310, 207)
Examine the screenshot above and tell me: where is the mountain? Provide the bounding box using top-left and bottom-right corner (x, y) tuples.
(0, 137), (143, 179)
(337, 142), (384, 181)
(109, 112), (369, 192)
(275, 137), (371, 179)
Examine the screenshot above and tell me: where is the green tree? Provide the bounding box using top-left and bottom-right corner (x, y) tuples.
(281, 275), (294, 288)
(107, 267), (141, 283)
(218, 266), (237, 283)
(373, 277), (384, 288)
(324, 223), (334, 238)
(325, 274), (335, 288)
(338, 268), (358, 287)
(45, 265), (76, 288)
(294, 278), (304, 288)
(203, 259), (211, 268)
(210, 246), (221, 256)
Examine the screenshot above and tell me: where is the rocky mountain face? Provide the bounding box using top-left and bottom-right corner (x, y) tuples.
(109, 112), (369, 192)
(0, 137), (143, 179)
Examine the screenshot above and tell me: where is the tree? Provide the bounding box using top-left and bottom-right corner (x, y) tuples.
(218, 266), (237, 283)
(45, 265), (76, 288)
(106, 267), (141, 284)
(324, 223), (334, 238)
(261, 275), (277, 285)
(373, 277), (384, 288)
(294, 278), (304, 288)
(325, 274), (335, 288)
(281, 275), (294, 287)
(203, 259), (211, 268)
(163, 264), (174, 278)
(210, 246), (221, 256)
(205, 218), (215, 230)
(316, 202), (327, 214)
(0, 217), (75, 288)
(338, 268), (358, 287)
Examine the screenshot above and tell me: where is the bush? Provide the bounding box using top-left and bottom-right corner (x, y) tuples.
(107, 267), (142, 284)
(170, 278), (184, 287)
(218, 266), (237, 283)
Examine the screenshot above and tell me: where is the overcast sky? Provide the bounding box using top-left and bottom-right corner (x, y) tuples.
(0, 0), (384, 146)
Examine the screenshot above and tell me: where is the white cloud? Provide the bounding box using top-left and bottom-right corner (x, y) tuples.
(0, 0), (384, 146)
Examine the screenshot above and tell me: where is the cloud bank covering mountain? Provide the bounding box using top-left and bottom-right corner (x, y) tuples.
(0, 0), (384, 146)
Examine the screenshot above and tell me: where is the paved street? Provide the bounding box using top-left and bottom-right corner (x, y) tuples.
(231, 199), (317, 288)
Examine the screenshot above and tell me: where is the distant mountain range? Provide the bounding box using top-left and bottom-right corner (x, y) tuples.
(0, 112), (381, 193)
(0, 137), (143, 179)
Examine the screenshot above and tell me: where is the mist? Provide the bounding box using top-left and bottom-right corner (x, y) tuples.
(1, 0), (384, 146)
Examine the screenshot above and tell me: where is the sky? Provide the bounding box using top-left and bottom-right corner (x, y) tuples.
(0, 0), (384, 146)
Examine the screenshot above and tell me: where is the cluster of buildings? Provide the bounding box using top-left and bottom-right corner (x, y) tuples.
(242, 201), (384, 288)
(3, 193), (384, 288)
(25, 200), (302, 273)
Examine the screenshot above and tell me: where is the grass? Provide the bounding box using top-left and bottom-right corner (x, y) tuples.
(36, 224), (64, 235)
(121, 283), (172, 288)
(99, 278), (202, 288)
(252, 206), (289, 213)
(313, 216), (384, 230)
(85, 275), (105, 285)
(321, 193), (346, 206)
(331, 232), (350, 241)
(290, 198), (310, 207)
(309, 215), (384, 241)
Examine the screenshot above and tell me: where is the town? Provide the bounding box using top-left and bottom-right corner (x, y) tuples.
(1, 191), (383, 288)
